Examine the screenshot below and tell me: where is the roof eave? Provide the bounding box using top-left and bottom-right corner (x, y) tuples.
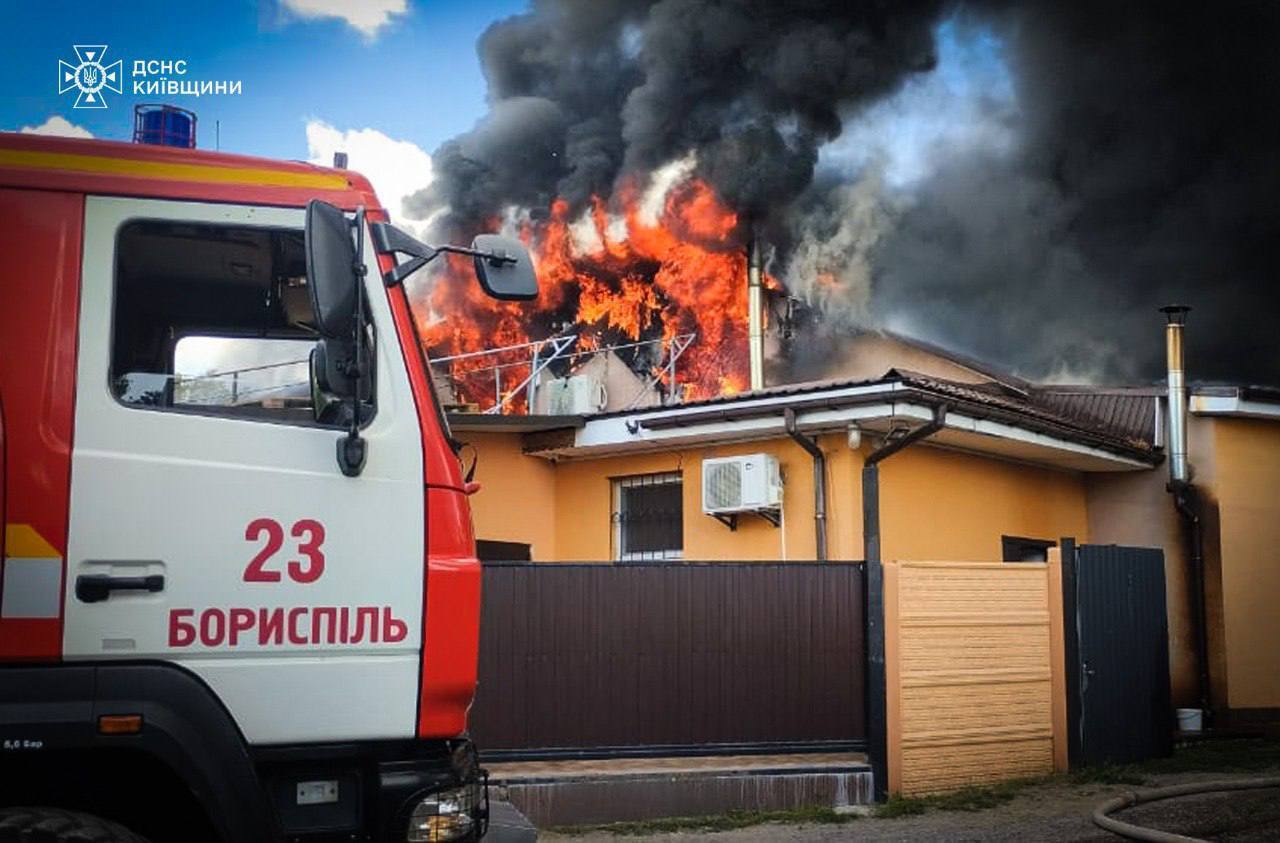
(1190, 393), (1280, 421)
(524, 382), (1156, 471)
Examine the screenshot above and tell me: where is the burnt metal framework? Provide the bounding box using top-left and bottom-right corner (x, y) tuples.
(428, 332), (697, 413)
(612, 472), (684, 562)
(470, 562), (867, 760)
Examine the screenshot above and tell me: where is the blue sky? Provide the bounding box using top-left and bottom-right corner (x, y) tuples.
(1, 2), (1014, 240)
(0, 0), (525, 158)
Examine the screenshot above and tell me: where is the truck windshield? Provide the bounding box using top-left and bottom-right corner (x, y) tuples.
(392, 274), (458, 448)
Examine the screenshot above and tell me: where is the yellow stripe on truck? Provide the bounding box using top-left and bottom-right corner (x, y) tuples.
(0, 149), (350, 190)
(4, 524), (60, 559)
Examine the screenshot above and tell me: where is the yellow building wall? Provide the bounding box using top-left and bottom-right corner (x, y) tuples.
(1085, 468), (1199, 706)
(552, 434), (863, 562)
(465, 429), (1092, 568)
(1083, 412), (1220, 709)
(823, 333), (996, 386)
(464, 432), (559, 560)
(878, 445), (1090, 562)
(1209, 417), (1280, 709)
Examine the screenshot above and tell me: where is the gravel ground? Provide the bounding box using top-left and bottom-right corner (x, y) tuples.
(540, 773), (1280, 842)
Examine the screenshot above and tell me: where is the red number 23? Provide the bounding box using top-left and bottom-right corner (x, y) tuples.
(244, 518), (326, 583)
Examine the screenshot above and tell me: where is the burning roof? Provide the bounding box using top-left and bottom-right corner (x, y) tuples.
(420, 176), (770, 409)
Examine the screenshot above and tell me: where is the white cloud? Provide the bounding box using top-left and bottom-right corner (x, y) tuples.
(19, 116), (93, 139)
(305, 121), (433, 236)
(281, 0), (407, 39)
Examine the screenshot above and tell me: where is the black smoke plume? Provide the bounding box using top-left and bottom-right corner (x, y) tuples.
(409, 0), (942, 235)
(870, 1), (1280, 384)
(409, 0), (1280, 386)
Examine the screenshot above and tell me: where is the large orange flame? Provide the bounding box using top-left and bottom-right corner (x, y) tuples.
(417, 177), (765, 410)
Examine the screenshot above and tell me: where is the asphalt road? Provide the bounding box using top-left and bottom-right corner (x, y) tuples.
(542, 775), (1280, 842)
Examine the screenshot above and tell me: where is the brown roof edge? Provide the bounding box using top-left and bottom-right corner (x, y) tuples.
(634, 375), (1157, 464)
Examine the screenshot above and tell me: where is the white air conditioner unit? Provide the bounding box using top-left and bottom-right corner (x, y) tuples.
(702, 453), (782, 514)
(543, 374), (608, 415)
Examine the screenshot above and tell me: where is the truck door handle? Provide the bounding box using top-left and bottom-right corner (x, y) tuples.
(75, 574), (165, 603)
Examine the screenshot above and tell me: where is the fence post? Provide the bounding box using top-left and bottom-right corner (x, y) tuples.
(882, 560), (902, 795)
(863, 463), (888, 801)
(1059, 536), (1081, 768)
(1047, 547), (1069, 773)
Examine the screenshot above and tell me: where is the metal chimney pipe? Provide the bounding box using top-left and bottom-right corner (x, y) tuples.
(1161, 305), (1191, 482)
(747, 234), (765, 391)
(1161, 304), (1213, 720)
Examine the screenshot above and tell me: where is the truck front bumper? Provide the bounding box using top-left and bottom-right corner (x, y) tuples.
(380, 740), (488, 842)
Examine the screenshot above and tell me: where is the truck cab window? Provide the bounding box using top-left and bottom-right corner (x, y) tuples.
(172, 336), (313, 416)
(111, 220), (372, 426)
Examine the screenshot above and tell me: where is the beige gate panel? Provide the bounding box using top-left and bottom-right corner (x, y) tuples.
(900, 737), (1055, 795)
(885, 558), (1068, 796)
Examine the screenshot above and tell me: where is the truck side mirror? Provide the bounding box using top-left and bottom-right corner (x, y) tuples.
(370, 222), (539, 300)
(304, 200), (358, 339)
(471, 234), (538, 301)
(305, 200), (370, 478)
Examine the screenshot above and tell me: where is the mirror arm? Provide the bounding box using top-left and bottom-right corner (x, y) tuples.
(370, 221), (516, 287)
(371, 221), (437, 287)
(338, 207), (369, 478)
(384, 255), (432, 287)
(437, 244), (519, 266)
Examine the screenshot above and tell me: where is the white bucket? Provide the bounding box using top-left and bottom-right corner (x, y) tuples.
(1176, 707), (1203, 732)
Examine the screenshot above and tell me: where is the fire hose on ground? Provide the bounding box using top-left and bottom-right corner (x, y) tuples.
(1093, 777), (1280, 842)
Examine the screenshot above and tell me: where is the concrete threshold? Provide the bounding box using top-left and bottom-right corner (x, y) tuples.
(487, 752), (874, 828)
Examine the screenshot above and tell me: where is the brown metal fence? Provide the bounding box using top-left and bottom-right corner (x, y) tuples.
(470, 562), (866, 758)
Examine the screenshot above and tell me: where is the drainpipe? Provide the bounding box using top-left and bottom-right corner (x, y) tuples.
(862, 405), (948, 583)
(747, 233), (765, 392)
(784, 407), (826, 562)
(1161, 305), (1213, 723)
(863, 405), (946, 801)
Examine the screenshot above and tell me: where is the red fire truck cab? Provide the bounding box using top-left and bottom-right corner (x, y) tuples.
(0, 132), (536, 842)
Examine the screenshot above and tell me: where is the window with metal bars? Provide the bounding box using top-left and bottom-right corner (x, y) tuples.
(612, 472), (683, 562)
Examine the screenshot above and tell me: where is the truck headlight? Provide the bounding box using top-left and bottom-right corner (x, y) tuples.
(406, 780), (481, 842)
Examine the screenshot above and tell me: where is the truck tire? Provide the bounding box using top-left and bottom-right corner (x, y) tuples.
(0, 808), (150, 843)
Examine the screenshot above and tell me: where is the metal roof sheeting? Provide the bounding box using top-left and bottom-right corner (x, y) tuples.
(1032, 390), (1159, 448)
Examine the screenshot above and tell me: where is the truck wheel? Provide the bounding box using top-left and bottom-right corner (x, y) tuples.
(0, 808), (150, 843)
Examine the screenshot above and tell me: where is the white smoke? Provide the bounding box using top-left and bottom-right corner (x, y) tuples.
(784, 164), (901, 327)
(638, 152), (697, 227)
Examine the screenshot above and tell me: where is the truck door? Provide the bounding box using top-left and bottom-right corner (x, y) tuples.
(63, 197), (426, 744)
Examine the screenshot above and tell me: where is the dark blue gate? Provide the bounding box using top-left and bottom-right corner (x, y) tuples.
(1062, 541), (1173, 766)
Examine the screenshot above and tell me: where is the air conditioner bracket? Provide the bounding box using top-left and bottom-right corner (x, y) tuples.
(708, 508), (781, 531)
(711, 513), (738, 531)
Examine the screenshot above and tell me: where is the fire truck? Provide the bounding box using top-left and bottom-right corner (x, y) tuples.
(0, 132), (537, 842)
